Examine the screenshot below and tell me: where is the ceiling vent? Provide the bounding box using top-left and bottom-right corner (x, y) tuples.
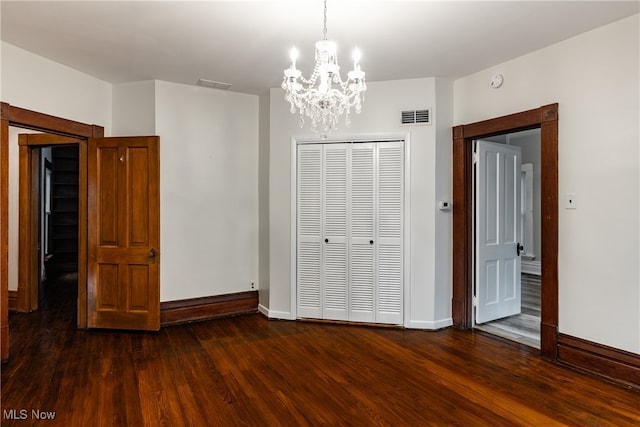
(197, 78), (232, 90)
(401, 109), (431, 125)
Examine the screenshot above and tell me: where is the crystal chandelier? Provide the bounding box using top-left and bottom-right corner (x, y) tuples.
(282, 0), (366, 136)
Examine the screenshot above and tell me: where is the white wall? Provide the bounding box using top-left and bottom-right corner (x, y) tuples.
(112, 81), (155, 136)
(1, 42), (112, 129)
(454, 15), (640, 353)
(2, 42), (112, 292)
(266, 77), (454, 328)
(258, 91), (271, 309)
(434, 78), (454, 322)
(154, 80), (259, 301)
(508, 131), (541, 261)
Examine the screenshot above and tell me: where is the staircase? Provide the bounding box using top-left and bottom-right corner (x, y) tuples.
(48, 145), (79, 277)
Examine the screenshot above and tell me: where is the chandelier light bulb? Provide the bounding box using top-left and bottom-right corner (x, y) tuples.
(290, 47), (299, 67)
(281, 0), (367, 135)
(352, 48), (361, 66)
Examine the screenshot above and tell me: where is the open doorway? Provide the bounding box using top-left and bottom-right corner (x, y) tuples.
(451, 104), (558, 361)
(472, 129), (541, 348)
(13, 131), (84, 316)
(40, 144), (80, 312)
(1, 103), (105, 361)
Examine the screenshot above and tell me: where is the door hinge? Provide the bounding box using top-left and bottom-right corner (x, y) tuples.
(473, 296), (478, 307)
(473, 152), (478, 164)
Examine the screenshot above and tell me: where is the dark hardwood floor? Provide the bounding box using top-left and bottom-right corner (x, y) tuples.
(2, 279), (639, 426)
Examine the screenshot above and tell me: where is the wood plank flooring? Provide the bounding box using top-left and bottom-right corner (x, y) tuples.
(2, 277), (639, 426)
(475, 274), (541, 348)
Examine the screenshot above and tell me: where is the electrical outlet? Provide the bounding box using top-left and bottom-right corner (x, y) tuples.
(250, 282), (255, 290)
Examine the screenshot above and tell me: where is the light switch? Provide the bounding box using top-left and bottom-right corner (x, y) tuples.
(565, 193), (577, 209)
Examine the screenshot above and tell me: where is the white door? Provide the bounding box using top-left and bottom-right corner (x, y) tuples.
(296, 141), (403, 325)
(475, 140), (522, 324)
(322, 144), (349, 320)
(376, 141), (404, 325)
(349, 143), (376, 322)
(296, 145), (323, 318)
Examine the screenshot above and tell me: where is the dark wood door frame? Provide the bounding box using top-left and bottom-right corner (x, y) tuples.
(1, 103), (104, 361)
(452, 103), (558, 361)
(18, 134), (85, 313)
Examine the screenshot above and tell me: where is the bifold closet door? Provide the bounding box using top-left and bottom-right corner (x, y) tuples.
(322, 144), (349, 320)
(376, 141), (404, 325)
(349, 143), (376, 322)
(297, 141), (403, 325)
(296, 145), (323, 318)
(296, 144), (349, 320)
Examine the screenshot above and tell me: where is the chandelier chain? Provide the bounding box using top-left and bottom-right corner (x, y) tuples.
(322, 0), (328, 40)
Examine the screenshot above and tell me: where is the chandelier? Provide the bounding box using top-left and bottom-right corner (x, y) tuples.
(282, 0), (366, 136)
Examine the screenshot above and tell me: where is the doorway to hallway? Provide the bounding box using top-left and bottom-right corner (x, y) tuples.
(472, 129), (542, 349)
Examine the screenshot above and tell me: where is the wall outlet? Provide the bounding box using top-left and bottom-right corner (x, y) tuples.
(250, 282), (256, 290)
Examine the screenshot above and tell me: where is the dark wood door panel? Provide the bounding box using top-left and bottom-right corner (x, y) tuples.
(88, 136), (159, 331)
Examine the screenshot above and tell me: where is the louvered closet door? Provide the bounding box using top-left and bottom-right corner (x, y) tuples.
(376, 141), (404, 325)
(322, 144), (349, 320)
(349, 143), (376, 322)
(297, 145), (323, 318)
(296, 141), (403, 325)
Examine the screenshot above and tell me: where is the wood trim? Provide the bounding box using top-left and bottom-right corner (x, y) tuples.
(540, 112), (559, 360)
(0, 104), (105, 354)
(28, 148), (40, 311)
(8, 290), (18, 312)
(20, 133), (85, 146)
(160, 291), (259, 326)
(452, 125), (471, 328)
(17, 143), (31, 312)
(451, 104), (559, 360)
(1, 103), (8, 361)
(558, 334), (640, 389)
(7, 106), (96, 137)
(77, 141), (88, 328)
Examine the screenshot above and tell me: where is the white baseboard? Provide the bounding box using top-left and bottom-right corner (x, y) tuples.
(405, 318), (453, 330)
(522, 260), (542, 276)
(258, 304), (293, 320)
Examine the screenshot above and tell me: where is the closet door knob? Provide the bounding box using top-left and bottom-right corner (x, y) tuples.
(325, 238), (329, 243)
(370, 240), (374, 245)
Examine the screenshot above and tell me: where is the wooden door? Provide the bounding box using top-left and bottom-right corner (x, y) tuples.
(87, 136), (160, 330)
(475, 140), (522, 324)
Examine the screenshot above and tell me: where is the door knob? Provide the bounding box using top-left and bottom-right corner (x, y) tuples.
(149, 248), (157, 261)
(325, 238), (329, 243)
(370, 240), (374, 245)
(516, 243), (524, 256)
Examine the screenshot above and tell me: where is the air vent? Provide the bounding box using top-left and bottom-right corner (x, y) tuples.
(401, 109), (431, 125)
(197, 78), (232, 90)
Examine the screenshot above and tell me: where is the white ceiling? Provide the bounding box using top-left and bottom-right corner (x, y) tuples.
(2, 1), (638, 95)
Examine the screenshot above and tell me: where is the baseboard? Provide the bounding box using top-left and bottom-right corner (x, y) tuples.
(160, 291), (258, 326)
(557, 333), (640, 389)
(405, 318), (453, 330)
(521, 260), (541, 276)
(8, 290), (18, 312)
(257, 304), (293, 320)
